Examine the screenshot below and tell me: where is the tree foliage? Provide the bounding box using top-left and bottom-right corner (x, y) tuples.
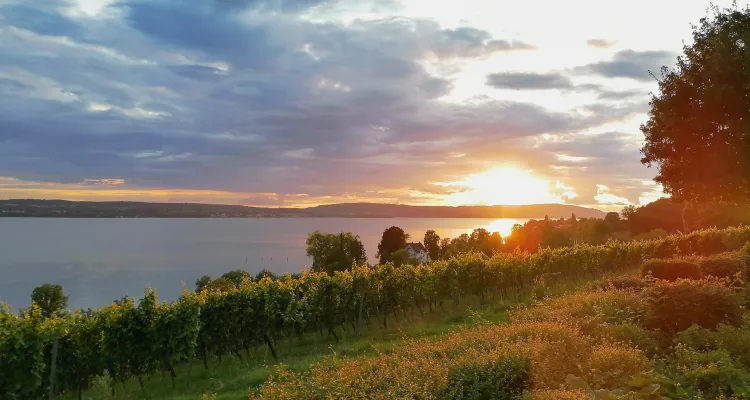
(306, 231), (367, 275)
(31, 283), (68, 318)
(377, 226), (409, 264)
(423, 230), (441, 261)
(641, 5), (750, 203)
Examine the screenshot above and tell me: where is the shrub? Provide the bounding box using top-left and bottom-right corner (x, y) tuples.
(511, 290), (647, 336)
(644, 279), (743, 335)
(529, 389), (589, 399)
(699, 253), (746, 281)
(582, 344), (652, 390)
(678, 324), (750, 370)
(599, 323), (658, 354)
(640, 259), (701, 281)
(597, 275), (650, 292)
(667, 345), (750, 398)
(440, 350), (530, 400)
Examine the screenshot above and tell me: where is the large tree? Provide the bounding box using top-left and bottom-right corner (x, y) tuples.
(377, 226), (409, 265)
(31, 284), (68, 318)
(423, 230), (441, 261)
(641, 5), (750, 203)
(306, 231), (367, 275)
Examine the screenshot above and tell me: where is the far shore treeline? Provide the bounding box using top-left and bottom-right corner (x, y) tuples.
(0, 199), (605, 218)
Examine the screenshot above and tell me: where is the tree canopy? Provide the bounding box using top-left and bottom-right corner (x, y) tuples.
(306, 231), (367, 275)
(423, 230), (441, 261)
(641, 5), (750, 203)
(30, 284), (68, 318)
(377, 226), (409, 264)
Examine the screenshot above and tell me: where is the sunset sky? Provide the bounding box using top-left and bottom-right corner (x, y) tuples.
(0, 0), (744, 211)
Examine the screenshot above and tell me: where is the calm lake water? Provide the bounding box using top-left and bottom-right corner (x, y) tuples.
(0, 218), (530, 310)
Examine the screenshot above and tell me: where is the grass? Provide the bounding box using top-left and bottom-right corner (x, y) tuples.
(69, 272), (631, 400)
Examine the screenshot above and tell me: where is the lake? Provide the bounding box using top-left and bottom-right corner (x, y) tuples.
(0, 217), (530, 310)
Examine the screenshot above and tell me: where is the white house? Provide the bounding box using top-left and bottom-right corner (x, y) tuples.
(405, 242), (429, 263)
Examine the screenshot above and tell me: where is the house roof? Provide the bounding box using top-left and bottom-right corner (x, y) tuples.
(405, 242), (427, 252)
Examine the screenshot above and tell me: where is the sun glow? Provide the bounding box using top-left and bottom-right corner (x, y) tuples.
(438, 166), (570, 206)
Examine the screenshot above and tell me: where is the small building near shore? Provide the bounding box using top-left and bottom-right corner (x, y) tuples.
(405, 242), (429, 263)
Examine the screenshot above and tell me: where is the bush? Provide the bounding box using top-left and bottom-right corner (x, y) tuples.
(640, 259), (701, 281)
(441, 351), (531, 400)
(529, 389), (589, 399)
(582, 344), (652, 390)
(600, 323), (658, 354)
(597, 275), (650, 292)
(677, 324), (750, 370)
(511, 290), (647, 336)
(667, 345), (750, 398)
(699, 253), (746, 280)
(644, 279), (743, 335)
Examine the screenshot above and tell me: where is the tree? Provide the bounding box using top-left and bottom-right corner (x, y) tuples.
(31, 284), (68, 318)
(389, 249), (412, 267)
(221, 270), (250, 288)
(641, 5), (750, 203)
(306, 231), (367, 275)
(604, 212), (621, 224)
(205, 277), (236, 293)
(195, 275), (211, 292)
(423, 230), (441, 261)
(377, 226), (409, 265)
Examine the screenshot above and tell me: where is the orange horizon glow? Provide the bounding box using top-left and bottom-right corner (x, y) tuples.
(435, 166), (577, 206)
(0, 168), (650, 211)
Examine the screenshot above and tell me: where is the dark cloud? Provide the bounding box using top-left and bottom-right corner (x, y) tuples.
(596, 89), (649, 101)
(0, 78), (32, 92)
(167, 65), (229, 82)
(486, 72), (573, 90)
(576, 49), (677, 81)
(586, 39), (615, 48)
(0, 3), (84, 38)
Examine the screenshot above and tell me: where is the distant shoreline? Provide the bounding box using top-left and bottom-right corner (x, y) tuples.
(0, 199), (607, 219)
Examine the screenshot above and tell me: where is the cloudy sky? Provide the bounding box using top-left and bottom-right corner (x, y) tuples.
(0, 0), (743, 211)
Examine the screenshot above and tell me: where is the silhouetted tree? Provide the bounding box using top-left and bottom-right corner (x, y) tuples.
(423, 230), (441, 261)
(604, 212), (621, 224)
(31, 284), (68, 318)
(641, 5), (750, 203)
(377, 226), (409, 264)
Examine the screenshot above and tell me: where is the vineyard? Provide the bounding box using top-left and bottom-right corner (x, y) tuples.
(3, 226), (750, 399)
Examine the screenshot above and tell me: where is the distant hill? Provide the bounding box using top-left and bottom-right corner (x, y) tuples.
(304, 203), (605, 218)
(0, 199), (605, 219)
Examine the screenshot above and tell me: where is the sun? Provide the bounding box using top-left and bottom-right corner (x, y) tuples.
(438, 166), (570, 206)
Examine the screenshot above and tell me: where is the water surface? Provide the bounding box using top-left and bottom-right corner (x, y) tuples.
(0, 217), (529, 310)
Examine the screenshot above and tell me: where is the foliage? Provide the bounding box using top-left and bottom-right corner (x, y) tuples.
(423, 229), (441, 261)
(306, 231), (367, 275)
(195, 275), (211, 292)
(640, 4), (750, 203)
(6, 225), (750, 397)
(698, 252), (747, 280)
(666, 344), (750, 398)
(440, 350), (531, 400)
(643, 278), (743, 335)
(0, 305), (51, 399)
(640, 258), (702, 281)
(221, 270), (250, 287)
(31, 283), (68, 318)
(376, 226), (409, 264)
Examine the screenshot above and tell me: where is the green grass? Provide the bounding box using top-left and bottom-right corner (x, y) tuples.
(69, 272), (629, 400)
